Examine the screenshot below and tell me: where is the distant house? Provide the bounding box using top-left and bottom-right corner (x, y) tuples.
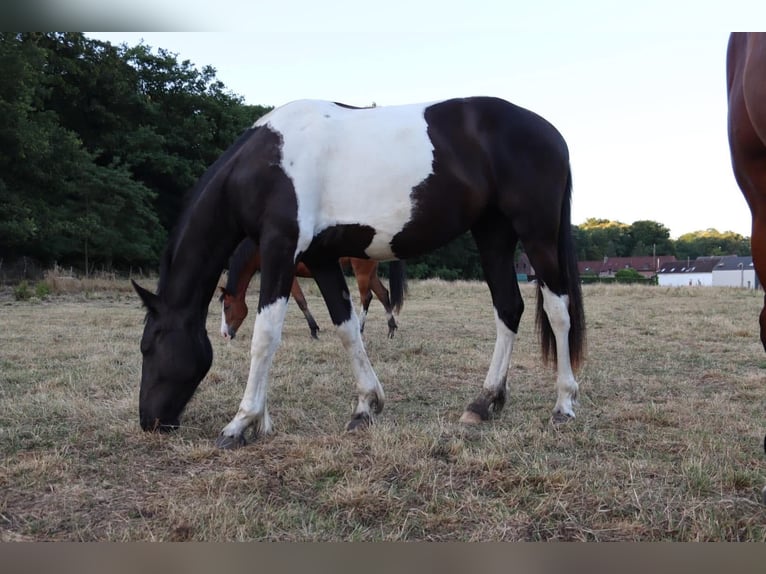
(657, 257), (718, 287)
(712, 255), (758, 289)
(657, 255), (759, 288)
(577, 255), (677, 279)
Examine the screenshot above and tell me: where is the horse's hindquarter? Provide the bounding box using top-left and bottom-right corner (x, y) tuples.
(728, 33), (766, 214)
(257, 101), (436, 260)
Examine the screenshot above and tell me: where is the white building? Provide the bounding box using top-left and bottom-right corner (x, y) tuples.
(657, 257), (719, 287)
(658, 256), (759, 289)
(712, 256), (758, 289)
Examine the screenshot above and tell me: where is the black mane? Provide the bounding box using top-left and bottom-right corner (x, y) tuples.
(156, 127), (259, 297)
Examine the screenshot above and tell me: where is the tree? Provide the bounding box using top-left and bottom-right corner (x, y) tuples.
(0, 32), (267, 271)
(576, 218), (632, 259)
(628, 220), (675, 256)
(674, 229), (751, 260)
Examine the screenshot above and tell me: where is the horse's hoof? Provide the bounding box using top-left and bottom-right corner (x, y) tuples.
(762, 485), (766, 505)
(215, 433), (247, 449)
(346, 412), (371, 432)
(459, 410), (483, 425)
(551, 411), (574, 424)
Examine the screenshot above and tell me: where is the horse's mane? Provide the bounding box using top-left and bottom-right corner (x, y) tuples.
(156, 127), (259, 296)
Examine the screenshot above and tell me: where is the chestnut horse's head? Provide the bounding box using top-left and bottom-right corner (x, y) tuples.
(219, 286), (249, 340)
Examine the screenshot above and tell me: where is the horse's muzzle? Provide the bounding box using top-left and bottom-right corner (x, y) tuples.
(140, 416), (180, 432)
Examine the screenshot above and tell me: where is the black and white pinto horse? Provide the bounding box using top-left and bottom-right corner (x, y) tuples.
(132, 96), (586, 449)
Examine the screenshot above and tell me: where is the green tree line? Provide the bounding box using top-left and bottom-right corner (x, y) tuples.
(0, 32), (268, 273)
(0, 33), (751, 282)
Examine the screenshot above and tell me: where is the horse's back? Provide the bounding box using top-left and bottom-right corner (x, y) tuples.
(254, 97), (570, 261)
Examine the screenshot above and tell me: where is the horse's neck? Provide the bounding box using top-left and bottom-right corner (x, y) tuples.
(163, 217), (241, 314)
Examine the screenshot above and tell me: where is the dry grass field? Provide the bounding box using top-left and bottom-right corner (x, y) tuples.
(1, 278), (765, 541)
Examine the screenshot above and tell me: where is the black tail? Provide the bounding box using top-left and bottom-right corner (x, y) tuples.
(535, 168), (586, 370)
(388, 260), (408, 314)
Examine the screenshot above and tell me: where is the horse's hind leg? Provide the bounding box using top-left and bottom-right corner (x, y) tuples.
(460, 217), (523, 424)
(309, 260), (385, 431)
(367, 273), (398, 338)
(290, 277), (320, 339)
(523, 238), (579, 421)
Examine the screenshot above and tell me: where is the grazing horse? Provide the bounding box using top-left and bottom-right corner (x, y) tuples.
(728, 33), (766, 352)
(132, 96), (586, 449)
(219, 237), (405, 340)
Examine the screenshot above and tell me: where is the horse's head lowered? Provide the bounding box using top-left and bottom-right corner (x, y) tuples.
(218, 286), (248, 340)
(132, 280), (213, 431)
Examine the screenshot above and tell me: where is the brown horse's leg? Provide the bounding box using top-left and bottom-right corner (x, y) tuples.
(350, 259), (372, 334)
(290, 277), (320, 339)
(351, 260), (398, 337)
(368, 273), (398, 338)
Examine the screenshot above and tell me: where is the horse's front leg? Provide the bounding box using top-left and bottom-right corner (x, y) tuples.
(216, 250), (295, 449)
(309, 260), (385, 431)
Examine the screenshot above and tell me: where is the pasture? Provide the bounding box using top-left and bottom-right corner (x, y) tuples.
(1, 279), (765, 541)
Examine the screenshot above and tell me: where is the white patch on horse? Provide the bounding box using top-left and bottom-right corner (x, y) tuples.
(255, 100), (435, 260)
(220, 297), (289, 439)
(540, 285), (579, 417)
(483, 308), (516, 393)
(220, 303), (229, 339)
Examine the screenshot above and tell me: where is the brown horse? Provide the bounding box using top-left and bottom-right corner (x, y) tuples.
(727, 33), (766, 453)
(727, 32), (766, 352)
(219, 238), (405, 340)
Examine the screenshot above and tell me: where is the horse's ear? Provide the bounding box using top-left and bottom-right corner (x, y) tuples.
(132, 280), (160, 314)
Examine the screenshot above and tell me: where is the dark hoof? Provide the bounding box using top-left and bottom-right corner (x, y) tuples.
(369, 395), (384, 415)
(387, 321), (398, 339)
(551, 411), (574, 424)
(462, 388), (506, 424)
(459, 410), (484, 425)
(763, 434), (765, 454)
(310, 329), (319, 340)
(346, 412), (372, 432)
(215, 433), (247, 449)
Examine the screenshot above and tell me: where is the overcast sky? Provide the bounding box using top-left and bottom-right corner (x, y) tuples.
(86, 1), (766, 238)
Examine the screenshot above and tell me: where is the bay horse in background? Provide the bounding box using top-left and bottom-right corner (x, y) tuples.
(132, 96), (586, 449)
(219, 237), (405, 340)
(727, 32), (766, 453)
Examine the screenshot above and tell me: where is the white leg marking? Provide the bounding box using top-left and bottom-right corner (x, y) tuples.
(220, 297), (288, 438)
(483, 309), (516, 394)
(540, 285), (579, 417)
(336, 311), (384, 418)
(220, 303), (230, 340)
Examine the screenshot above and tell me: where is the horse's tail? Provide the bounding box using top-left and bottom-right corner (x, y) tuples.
(388, 260), (408, 314)
(535, 167), (586, 370)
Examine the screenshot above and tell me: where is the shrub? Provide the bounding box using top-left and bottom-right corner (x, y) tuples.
(14, 281), (32, 301)
(615, 268), (646, 284)
(35, 281), (51, 299)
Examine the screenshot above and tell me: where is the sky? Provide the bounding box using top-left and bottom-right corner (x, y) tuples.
(84, 1), (766, 239)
